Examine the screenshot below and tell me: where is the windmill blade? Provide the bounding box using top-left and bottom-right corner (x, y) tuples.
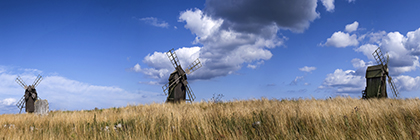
(387, 75), (400, 97)
(166, 48), (181, 69)
(33, 75), (43, 88)
(15, 76), (28, 89)
(15, 96), (25, 114)
(162, 76), (182, 95)
(185, 58), (202, 75)
(162, 83), (170, 95)
(372, 47), (386, 65)
(185, 84), (196, 102)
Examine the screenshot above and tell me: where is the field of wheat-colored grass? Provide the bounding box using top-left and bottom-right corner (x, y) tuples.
(1, 97), (420, 139)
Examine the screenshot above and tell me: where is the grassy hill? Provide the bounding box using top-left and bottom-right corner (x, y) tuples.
(1, 97), (420, 139)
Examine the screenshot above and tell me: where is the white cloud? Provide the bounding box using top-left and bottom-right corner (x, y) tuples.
(345, 21), (359, 33)
(319, 69), (365, 94)
(355, 44), (378, 60)
(321, 0), (335, 12)
(354, 30), (420, 75)
(0, 98), (16, 106)
(351, 58), (366, 69)
(247, 60), (264, 69)
(367, 31), (387, 44)
(299, 66), (316, 72)
(395, 75), (420, 91)
(324, 31), (359, 48)
(132, 63), (141, 72)
(405, 28), (420, 55)
(247, 64), (257, 69)
(136, 17), (169, 28)
(133, 8), (287, 83)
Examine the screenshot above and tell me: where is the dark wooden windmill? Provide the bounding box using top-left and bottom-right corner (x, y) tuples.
(15, 75), (43, 113)
(362, 47), (399, 99)
(162, 48), (202, 103)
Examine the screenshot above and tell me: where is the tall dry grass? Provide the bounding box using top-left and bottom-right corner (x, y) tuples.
(1, 97), (420, 139)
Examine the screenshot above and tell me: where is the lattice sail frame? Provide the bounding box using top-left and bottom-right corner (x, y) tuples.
(166, 48), (181, 69)
(372, 47), (400, 97)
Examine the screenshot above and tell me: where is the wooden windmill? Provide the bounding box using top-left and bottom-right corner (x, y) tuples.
(162, 48), (202, 103)
(15, 75), (43, 113)
(362, 47), (399, 99)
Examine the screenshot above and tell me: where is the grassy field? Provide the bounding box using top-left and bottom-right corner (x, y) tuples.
(1, 97), (420, 139)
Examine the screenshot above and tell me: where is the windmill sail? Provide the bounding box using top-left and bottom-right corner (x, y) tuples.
(166, 49), (181, 68)
(15, 96), (25, 113)
(185, 58), (202, 74)
(185, 84), (196, 101)
(33, 75), (43, 88)
(373, 47), (386, 65)
(16, 76), (28, 89)
(387, 75), (400, 97)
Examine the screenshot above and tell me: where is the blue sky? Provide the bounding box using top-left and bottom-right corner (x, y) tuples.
(1, 0), (420, 114)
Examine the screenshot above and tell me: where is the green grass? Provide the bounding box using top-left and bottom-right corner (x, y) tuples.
(1, 97), (420, 139)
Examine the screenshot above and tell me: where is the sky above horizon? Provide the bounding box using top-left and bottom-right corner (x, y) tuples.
(1, 0), (420, 114)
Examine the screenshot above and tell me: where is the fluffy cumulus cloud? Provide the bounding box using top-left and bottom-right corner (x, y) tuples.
(299, 66), (317, 73)
(133, 0), (339, 84)
(323, 21), (360, 48)
(319, 58), (371, 95)
(0, 67), (163, 114)
(324, 31), (359, 48)
(355, 44), (379, 60)
(395, 75), (420, 91)
(320, 0), (335, 12)
(405, 28), (420, 55)
(354, 30), (420, 75)
(345, 21), (359, 33)
(0, 98), (16, 106)
(318, 69), (365, 94)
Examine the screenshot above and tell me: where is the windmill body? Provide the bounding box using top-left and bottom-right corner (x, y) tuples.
(24, 85), (38, 112)
(362, 48), (399, 99)
(167, 66), (187, 102)
(364, 65), (388, 98)
(162, 48), (202, 103)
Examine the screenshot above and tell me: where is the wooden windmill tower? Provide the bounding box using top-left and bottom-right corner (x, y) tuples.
(362, 47), (399, 99)
(15, 75), (43, 113)
(162, 48), (202, 103)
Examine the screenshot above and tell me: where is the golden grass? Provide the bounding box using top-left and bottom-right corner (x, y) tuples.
(1, 97), (420, 139)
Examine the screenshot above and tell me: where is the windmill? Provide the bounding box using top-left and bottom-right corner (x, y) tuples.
(162, 48), (202, 103)
(15, 75), (43, 113)
(362, 47), (399, 99)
